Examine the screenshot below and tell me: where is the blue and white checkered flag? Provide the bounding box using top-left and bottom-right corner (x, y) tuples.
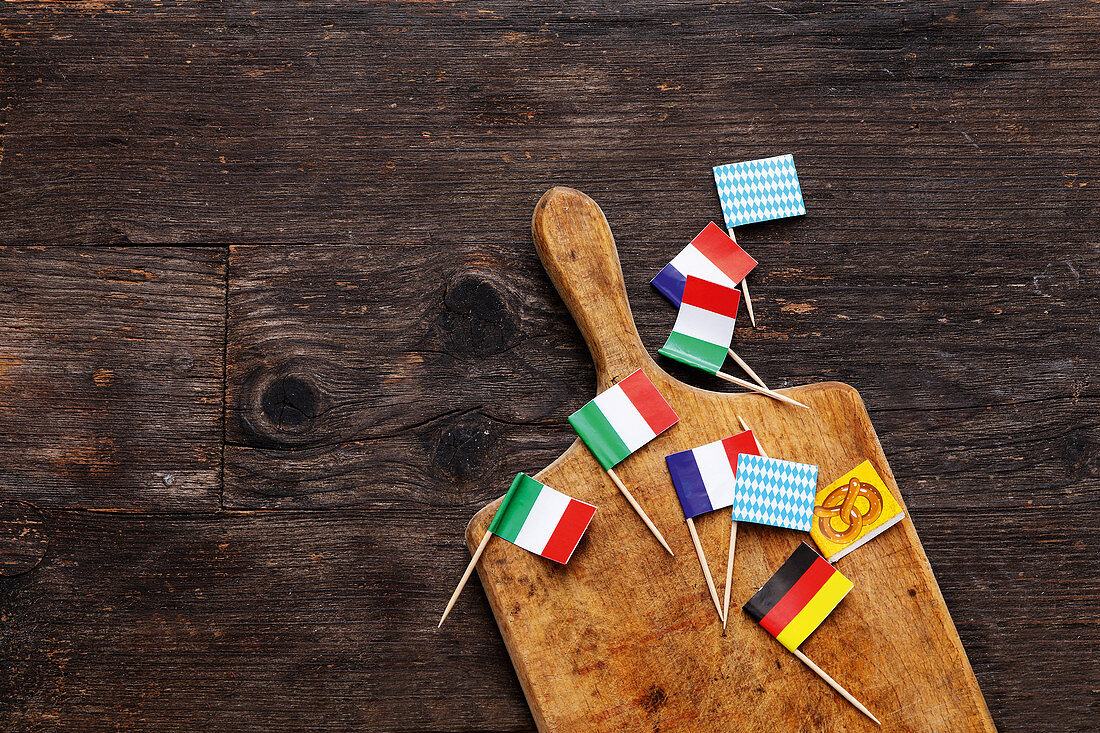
(713, 154), (806, 229)
(731, 453), (818, 531)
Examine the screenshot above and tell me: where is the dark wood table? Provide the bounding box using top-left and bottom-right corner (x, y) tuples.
(1, 3), (1096, 731)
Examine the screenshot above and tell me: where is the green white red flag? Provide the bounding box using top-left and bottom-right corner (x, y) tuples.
(568, 369), (679, 470)
(488, 473), (597, 564)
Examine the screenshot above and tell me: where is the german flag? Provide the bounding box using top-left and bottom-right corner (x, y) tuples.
(743, 543), (854, 652)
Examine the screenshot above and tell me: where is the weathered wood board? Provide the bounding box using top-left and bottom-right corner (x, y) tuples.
(0, 247), (225, 511)
(467, 188), (995, 731)
(0, 507), (530, 731)
(3, 2), (1098, 728)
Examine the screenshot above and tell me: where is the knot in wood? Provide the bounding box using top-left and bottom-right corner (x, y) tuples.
(418, 410), (503, 493)
(261, 375), (321, 433)
(237, 367), (327, 448)
(1059, 431), (1100, 479)
(435, 273), (520, 357)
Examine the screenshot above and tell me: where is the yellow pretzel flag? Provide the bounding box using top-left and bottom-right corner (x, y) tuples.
(810, 460), (905, 562)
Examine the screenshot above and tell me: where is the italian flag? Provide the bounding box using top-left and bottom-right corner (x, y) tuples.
(658, 275), (740, 375)
(488, 473), (597, 564)
(568, 369), (680, 470)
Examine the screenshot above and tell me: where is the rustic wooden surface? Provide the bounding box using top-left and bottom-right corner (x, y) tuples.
(0, 1), (1097, 731)
(465, 186), (995, 731)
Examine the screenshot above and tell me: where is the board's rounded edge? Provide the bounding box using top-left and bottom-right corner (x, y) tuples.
(802, 380), (862, 400)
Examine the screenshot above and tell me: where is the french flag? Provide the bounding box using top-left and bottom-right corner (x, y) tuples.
(665, 430), (762, 518)
(651, 222), (758, 307)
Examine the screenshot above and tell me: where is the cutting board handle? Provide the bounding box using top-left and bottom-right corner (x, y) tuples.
(532, 187), (655, 391)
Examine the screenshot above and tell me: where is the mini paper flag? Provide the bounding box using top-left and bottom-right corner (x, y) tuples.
(665, 430), (761, 518)
(743, 542), (853, 651)
(651, 222), (758, 306)
(713, 154), (806, 229)
(731, 454), (818, 531)
(568, 369), (679, 470)
(810, 460), (905, 562)
(488, 473), (597, 564)
(658, 276), (740, 375)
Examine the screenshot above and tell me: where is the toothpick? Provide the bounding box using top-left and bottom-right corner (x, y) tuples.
(727, 227), (757, 327)
(607, 467), (674, 555)
(722, 518), (738, 628)
(686, 516), (724, 622)
(737, 415), (769, 458)
(792, 648), (881, 726)
(715, 370), (809, 409)
(727, 348), (768, 390)
(723, 414), (765, 626)
(740, 278), (757, 327)
(439, 529), (493, 628)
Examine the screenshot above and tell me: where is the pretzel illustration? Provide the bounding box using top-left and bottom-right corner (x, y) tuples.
(813, 476), (883, 545)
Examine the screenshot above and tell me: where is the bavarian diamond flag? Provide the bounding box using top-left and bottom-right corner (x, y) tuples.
(488, 473), (597, 564)
(732, 454), (818, 531)
(651, 222), (757, 307)
(568, 369), (679, 470)
(658, 276), (740, 375)
(713, 154), (806, 229)
(810, 460), (906, 563)
(743, 542), (853, 651)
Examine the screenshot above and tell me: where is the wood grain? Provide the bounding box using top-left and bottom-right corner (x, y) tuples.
(0, 247), (225, 510)
(224, 243), (587, 509)
(0, 507), (531, 732)
(466, 187), (996, 731)
(223, 240), (1098, 512)
(0, 3), (1095, 247)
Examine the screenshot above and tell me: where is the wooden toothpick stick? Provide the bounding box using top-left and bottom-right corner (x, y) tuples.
(722, 518), (738, 628)
(607, 467), (674, 555)
(685, 516), (724, 622)
(727, 348), (768, 390)
(439, 529), (493, 628)
(740, 277), (757, 327)
(723, 414), (764, 627)
(728, 227), (757, 327)
(737, 415), (768, 458)
(715, 370), (809, 409)
(792, 648), (881, 726)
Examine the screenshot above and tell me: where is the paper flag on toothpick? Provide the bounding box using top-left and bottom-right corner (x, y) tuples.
(811, 460), (905, 563)
(731, 454), (818, 531)
(743, 542), (880, 725)
(743, 542), (853, 652)
(665, 429), (761, 623)
(713, 154), (806, 229)
(651, 222), (758, 307)
(658, 278), (805, 410)
(438, 472), (597, 628)
(489, 473), (597, 564)
(658, 276), (740, 375)
(665, 430), (761, 518)
(568, 369), (679, 470)
(569, 370), (679, 555)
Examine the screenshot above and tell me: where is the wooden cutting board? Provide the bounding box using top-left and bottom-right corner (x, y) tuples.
(466, 187), (996, 732)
